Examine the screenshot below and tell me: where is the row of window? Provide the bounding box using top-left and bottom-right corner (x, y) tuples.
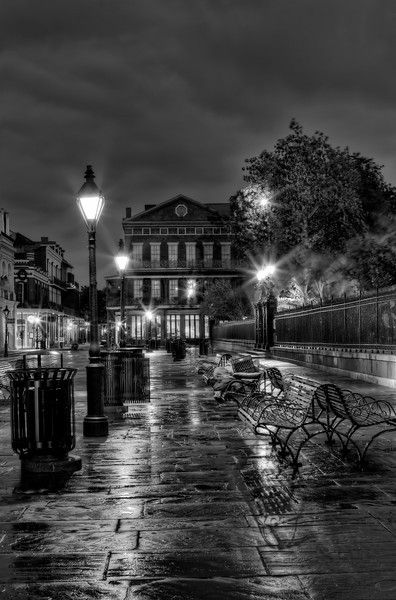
(130, 242), (231, 264)
(127, 314), (208, 339)
(130, 226), (230, 236)
(131, 279), (187, 301)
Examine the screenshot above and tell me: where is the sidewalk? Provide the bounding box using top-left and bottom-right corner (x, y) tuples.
(0, 347), (395, 599)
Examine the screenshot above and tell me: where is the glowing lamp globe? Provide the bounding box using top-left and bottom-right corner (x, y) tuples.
(76, 165), (104, 230)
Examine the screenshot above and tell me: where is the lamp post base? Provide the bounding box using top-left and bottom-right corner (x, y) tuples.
(84, 360), (108, 437)
(83, 415), (109, 437)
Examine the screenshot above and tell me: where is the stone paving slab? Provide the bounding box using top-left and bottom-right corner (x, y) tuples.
(125, 576), (309, 600)
(107, 548), (268, 578)
(0, 521), (138, 553)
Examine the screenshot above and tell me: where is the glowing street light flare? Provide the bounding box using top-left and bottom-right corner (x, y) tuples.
(256, 265), (276, 281)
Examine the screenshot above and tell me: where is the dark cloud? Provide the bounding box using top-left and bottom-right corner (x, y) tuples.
(1, 0), (396, 285)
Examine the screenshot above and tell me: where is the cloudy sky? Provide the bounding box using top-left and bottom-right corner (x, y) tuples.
(1, 0), (396, 285)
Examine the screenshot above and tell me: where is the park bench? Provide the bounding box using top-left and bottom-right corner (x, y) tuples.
(242, 375), (327, 467)
(197, 353), (233, 385)
(315, 385), (396, 464)
(222, 366), (286, 407)
(235, 371), (396, 471)
(211, 354), (262, 399)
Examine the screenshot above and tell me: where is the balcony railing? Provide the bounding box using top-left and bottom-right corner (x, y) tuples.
(128, 259), (243, 270)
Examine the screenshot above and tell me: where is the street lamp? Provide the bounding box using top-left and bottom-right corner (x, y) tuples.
(114, 239), (129, 348)
(3, 305), (10, 357)
(256, 264), (276, 282)
(76, 165), (108, 437)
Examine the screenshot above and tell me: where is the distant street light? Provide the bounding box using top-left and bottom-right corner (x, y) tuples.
(256, 264), (276, 281)
(3, 305), (10, 357)
(114, 239), (129, 348)
(76, 165), (108, 437)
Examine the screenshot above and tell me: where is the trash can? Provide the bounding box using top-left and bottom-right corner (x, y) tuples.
(8, 366), (81, 474)
(172, 338), (186, 361)
(101, 347), (150, 409)
(100, 350), (122, 412)
(199, 338), (209, 356)
(120, 347), (150, 404)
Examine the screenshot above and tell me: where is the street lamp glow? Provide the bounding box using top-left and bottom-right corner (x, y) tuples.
(115, 252), (129, 272)
(76, 166), (104, 230)
(258, 192), (271, 207)
(115, 240), (129, 272)
(256, 265), (276, 281)
(145, 310), (153, 321)
(187, 279), (196, 298)
(27, 315), (41, 325)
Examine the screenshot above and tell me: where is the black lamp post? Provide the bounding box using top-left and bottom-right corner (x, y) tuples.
(76, 165), (108, 437)
(114, 239), (129, 348)
(3, 305), (9, 357)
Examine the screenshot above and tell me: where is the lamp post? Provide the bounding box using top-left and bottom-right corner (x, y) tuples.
(256, 264), (277, 352)
(114, 239), (129, 348)
(3, 305), (9, 357)
(76, 165), (108, 437)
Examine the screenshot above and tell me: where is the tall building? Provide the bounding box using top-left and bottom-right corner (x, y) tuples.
(0, 209), (17, 353)
(13, 233), (83, 349)
(106, 194), (244, 345)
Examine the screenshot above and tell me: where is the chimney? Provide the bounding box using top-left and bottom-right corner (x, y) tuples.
(3, 211), (9, 235)
(126, 208), (131, 218)
(41, 236), (49, 243)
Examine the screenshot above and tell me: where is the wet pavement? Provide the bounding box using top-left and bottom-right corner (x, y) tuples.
(0, 347), (395, 599)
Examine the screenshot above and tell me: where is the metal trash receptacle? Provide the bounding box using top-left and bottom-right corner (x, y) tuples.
(101, 348), (150, 409)
(199, 338), (209, 356)
(100, 350), (122, 412)
(120, 348), (150, 404)
(8, 366), (81, 474)
(172, 338), (186, 361)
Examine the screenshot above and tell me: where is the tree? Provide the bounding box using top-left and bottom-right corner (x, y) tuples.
(232, 120), (396, 300)
(201, 280), (253, 322)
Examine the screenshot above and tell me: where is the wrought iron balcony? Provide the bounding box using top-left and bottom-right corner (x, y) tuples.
(128, 259), (243, 271)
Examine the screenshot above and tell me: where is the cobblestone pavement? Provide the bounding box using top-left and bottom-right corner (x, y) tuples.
(0, 347), (395, 599)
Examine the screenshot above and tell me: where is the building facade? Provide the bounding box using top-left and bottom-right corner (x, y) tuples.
(13, 233), (83, 349)
(106, 194), (245, 345)
(0, 209), (17, 353)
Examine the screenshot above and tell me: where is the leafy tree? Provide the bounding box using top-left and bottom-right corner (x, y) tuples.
(232, 120), (396, 300)
(201, 280), (253, 322)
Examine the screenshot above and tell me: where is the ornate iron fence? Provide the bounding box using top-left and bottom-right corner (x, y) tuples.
(275, 286), (396, 349)
(213, 319), (255, 342)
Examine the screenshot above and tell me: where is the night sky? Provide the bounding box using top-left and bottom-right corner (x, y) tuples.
(1, 0), (395, 286)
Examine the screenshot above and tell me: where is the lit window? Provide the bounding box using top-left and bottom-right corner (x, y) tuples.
(150, 243), (161, 266)
(169, 280), (178, 300)
(151, 280), (161, 299)
(133, 279), (143, 299)
(131, 244), (143, 264)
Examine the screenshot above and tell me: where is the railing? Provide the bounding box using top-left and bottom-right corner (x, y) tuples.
(128, 259), (245, 270)
(213, 319), (255, 342)
(275, 286), (396, 350)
